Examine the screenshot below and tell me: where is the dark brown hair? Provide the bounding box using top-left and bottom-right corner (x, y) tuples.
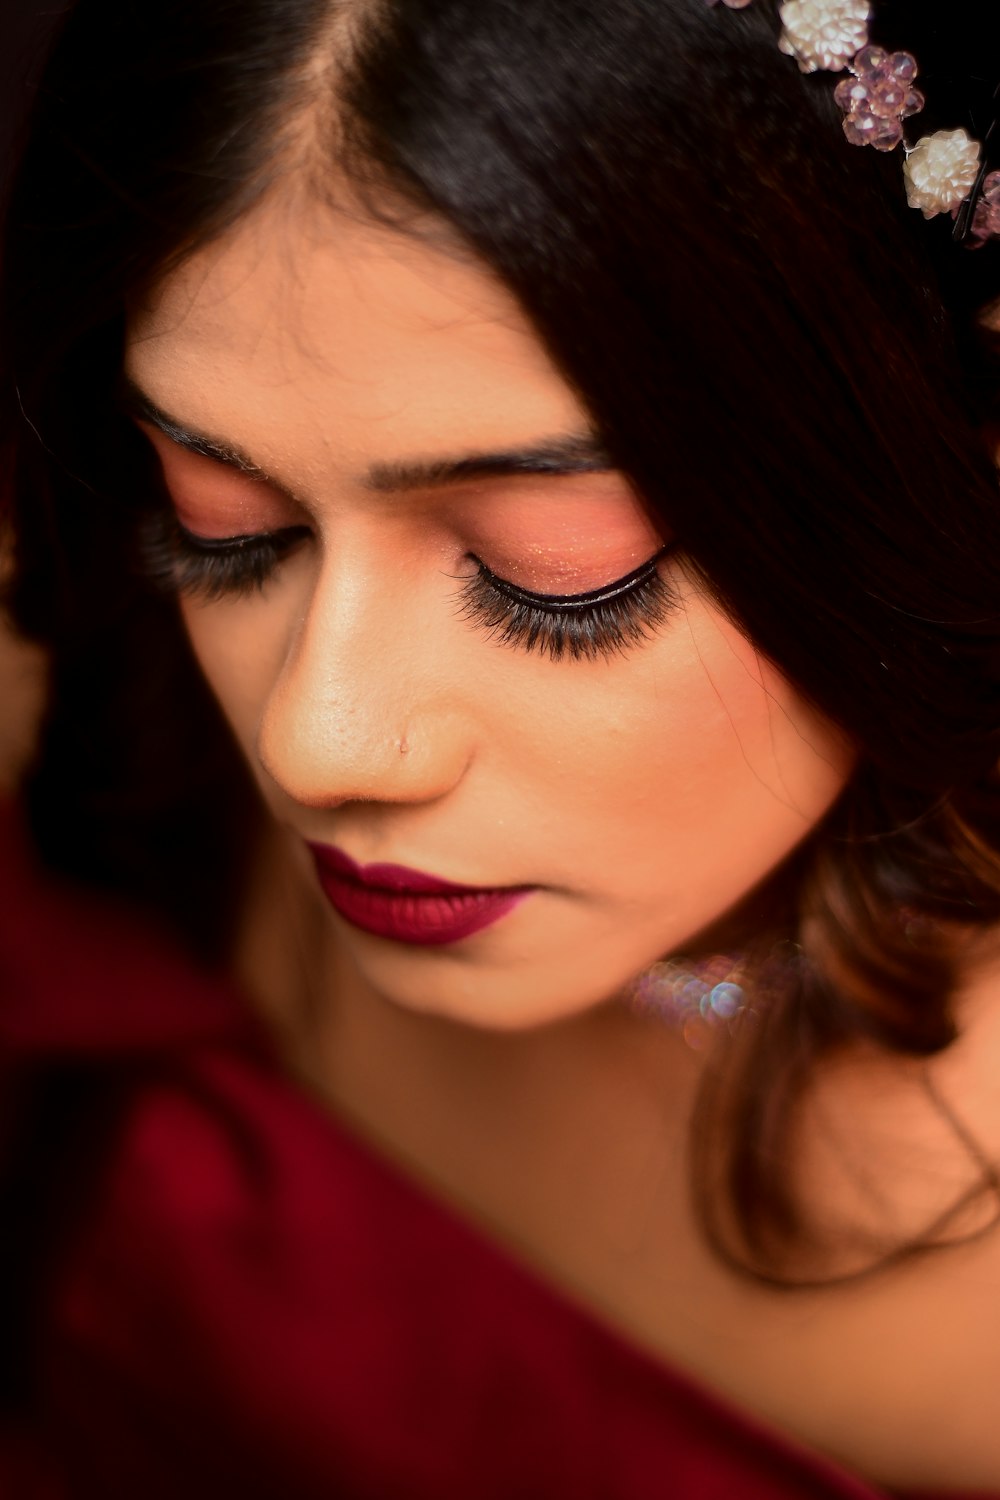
(4, 0), (1000, 1283)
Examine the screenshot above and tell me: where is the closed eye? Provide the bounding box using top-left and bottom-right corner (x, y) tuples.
(457, 548), (679, 661)
(139, 514), (313, 601)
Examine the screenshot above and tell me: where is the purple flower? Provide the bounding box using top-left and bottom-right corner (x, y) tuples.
(965, 170), (1000, 247)
(833, 46), (924, 153)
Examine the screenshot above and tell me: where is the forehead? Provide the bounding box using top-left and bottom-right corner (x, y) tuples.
(125, 191), (587, 476)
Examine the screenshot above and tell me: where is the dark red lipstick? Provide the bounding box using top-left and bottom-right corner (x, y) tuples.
(306, 843), (531, 946)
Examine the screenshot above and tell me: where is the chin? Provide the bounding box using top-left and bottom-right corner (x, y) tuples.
(348, 940), (625, 1033)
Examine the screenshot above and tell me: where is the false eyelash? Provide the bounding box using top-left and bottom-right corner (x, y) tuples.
(137, 511), (311, 603)
(457, 550), (678, 661)
(136, 509), (677, 661)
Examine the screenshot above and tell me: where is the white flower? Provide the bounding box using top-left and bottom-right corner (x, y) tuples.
(903, 128), (981, 218)
(778, 0), (870, 74)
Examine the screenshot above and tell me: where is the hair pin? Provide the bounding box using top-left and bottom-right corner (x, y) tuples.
(706, 0), (1000, 245)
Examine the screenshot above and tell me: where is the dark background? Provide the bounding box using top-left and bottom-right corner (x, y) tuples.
(0, 0), (66, 790)
(2, 0), (68, 195)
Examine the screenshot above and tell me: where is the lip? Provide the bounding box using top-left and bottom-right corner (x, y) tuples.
(306, 842), (532, 946)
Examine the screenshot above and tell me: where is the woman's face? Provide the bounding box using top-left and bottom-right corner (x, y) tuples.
(126, 192), (852, 1029)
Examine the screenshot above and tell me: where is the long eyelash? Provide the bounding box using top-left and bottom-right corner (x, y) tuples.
(138, 511), (310, 603)
(458, 550), (678, 661)
(136, 509), (676, 659)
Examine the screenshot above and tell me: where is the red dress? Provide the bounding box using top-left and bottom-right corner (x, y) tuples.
(0, 804), (993, 1499)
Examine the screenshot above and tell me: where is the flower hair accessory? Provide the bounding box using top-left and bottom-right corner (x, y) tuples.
(705, 0), (996, 239)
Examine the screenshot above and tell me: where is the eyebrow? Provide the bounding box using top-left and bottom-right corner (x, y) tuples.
(119, 377), (616, 492)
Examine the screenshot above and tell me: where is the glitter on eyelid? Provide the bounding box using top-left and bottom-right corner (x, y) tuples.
(455, 481), (664, 592)
(476, 551), (665, 610)
(484, 533), (665, 594)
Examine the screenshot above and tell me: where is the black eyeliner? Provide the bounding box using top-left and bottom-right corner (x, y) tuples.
(457, 549), (678, 662)
(470, 549), (669, 611)
(142, 510), (677, 661)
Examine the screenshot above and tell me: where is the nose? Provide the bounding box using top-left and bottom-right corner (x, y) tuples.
(256, 566), (472, 810)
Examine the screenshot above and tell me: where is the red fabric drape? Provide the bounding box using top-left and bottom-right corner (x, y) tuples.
(1, 803), (993, 1499)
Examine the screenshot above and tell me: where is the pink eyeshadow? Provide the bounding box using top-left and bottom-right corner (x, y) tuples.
(456, 481), (664, 593)
(138, 421), (298, 538)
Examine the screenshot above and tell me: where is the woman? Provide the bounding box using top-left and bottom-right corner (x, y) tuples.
(3, 0), (1000, 1493)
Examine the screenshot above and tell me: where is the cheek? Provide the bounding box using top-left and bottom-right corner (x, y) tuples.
(178, 595), (288, 755)
(502, 597), (852, 889)
(180, 570), (852, 929)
